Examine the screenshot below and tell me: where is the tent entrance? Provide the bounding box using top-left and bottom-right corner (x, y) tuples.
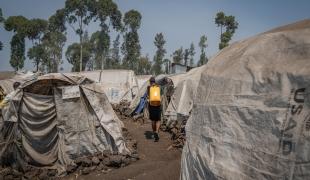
(19, 92), (58, 166)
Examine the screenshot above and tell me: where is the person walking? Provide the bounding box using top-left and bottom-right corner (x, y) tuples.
(147, 76), (161, 142)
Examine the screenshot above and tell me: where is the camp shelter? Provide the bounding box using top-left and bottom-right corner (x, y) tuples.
(181, 19), (310, 180)
(0, 73), (128, 173)
(164, 65), (205, 127)
(74, 70), (139, 104)
(136, 75), (152, 89)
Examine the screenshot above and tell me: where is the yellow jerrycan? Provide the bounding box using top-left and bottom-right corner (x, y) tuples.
(149, 85), (161, 106)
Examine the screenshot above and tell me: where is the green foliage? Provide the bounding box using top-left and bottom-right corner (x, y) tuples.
(42, 31), (66, 72)
(219, 31), (232, 50)
(66, 41), (92, 72)
(26, 18), (48, 42)
(27, 44), (47, 71)
(215, 11), (238, 50)
(10, 34), (25, 71)
(152, 33), (166, 75)
(197, 35), (208, 66)
(0, 8), (4, 23)
(137, 55), (152, 75)
(48, 8), (67, 32)
(123, 10), (141, 31)
(215, 12), (225, 30)
(189, 43), (195, 67)
(184, 48), (190, 66)
(172, 47), (183, 64)
(4, 16), (29, 35)
(65, 0), (94, 71)
(64, 0), (122, 71)
(0, 8), (3, 51)
(199, 35), (207, 50)
(122, 10), (142, 73)
(110, 34), (121, 68)
(90, 30), (110, 70)
(92, 0), (123, 31)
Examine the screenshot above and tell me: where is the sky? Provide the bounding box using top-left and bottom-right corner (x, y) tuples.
(0, 0), (309, 72)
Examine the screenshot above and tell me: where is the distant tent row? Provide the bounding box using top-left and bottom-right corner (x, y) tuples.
(74, 70), (139, 104)
(0, 73), (128, 173)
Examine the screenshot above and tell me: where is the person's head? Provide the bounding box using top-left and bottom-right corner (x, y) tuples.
(13, 82), (21, 90)
(150, 76), (156, 85)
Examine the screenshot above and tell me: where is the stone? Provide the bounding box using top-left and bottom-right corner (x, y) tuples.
(91, 157), (100, 165)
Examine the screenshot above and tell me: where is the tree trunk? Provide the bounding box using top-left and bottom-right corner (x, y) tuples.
(80, 35), (83, 72)
(220, 25), (223, 42)
(101, 55), (104, 70)
(79, 17), (83, 72)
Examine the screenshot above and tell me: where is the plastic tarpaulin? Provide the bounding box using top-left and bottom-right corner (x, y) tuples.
(74, 70), (139, 104)
(181, 20), (310, 180)
(164, 66), (205, 127)
(0, 73), (128, 173)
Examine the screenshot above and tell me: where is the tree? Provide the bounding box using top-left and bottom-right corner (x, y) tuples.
(65, 0), (93, 72)
(4, 16), (29, 71)
(110, 34), (121, 68)
(122, 10), (142, 73)
(172, 47), (183, 64)
(189, 43), (195, 67)
(89, 0), (123, 70)
(10, 34), (25, 71)
(26, 19), (48, 44)
(215, 12), (225, 41)
(163, 58), (170, 74)
(197, 35), (208, 66)
(42, 31), (66, 72)
(184, 48), (190, 66)
(90, 30), (110, 70)
(41, 10), (67, 73)
(0, 8), (4, 51)
(152, 33), (166, 75)
(27, 44), (47, 71)
(215, 12), (238, 50)
(25, 18), (48, 71)
(137, 55), (152, 75)
(4, 16), (29, 35)
(66, 41), (92, 72)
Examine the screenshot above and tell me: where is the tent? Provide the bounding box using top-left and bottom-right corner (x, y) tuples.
(0, 73), (128, 173)
(136, 75), (152, 89)
(164, 66), (205, 127)
(181, 19), (310, 179)
(74, 70), (139, 104)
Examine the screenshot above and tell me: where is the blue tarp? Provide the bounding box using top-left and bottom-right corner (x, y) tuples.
(133, 92), (147, 115)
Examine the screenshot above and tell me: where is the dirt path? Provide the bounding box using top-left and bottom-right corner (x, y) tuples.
(73, 120), (182, 180)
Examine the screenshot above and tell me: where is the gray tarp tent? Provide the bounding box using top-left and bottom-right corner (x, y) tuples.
(181, 19), (310, 180)
(74, 70), (139, 104)
(0, 73), (128, 173)
(164, 66), (205, 127)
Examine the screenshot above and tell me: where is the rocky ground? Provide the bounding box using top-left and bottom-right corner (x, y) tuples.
(0, 127), (138, 180)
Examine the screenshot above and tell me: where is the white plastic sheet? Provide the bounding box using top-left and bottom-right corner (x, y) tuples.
(181, 21), (310, 180)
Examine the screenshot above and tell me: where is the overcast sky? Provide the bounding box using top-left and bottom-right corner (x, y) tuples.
(0, 0), (309, 72)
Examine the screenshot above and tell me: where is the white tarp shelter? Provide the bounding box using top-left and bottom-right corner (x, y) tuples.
(136, 75), (152, 89)
(181, 19), (310, 180)
(0, 73), (128, 173)
(164, 66), (205, 127)
(74, 70), (139, 104)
